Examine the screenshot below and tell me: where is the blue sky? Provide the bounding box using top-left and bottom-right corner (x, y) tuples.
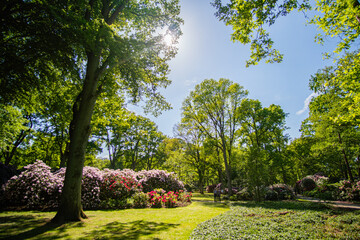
(134, 0), (338, 140)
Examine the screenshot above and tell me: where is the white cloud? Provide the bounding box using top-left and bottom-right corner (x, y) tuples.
(296, 92), (318, 115)
(185, 77), (199, 87)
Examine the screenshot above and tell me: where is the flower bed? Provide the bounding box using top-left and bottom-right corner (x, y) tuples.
(1, 160), (191, 210)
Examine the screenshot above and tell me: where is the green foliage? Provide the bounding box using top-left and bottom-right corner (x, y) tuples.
(301, 51), (360, 182)
(212, 0), (311, 66)
(0, 105), (28, 152)
(190, 201), (360, 239)
(181, 78), (248, 195)
(213, 0), (360, 65)
(132, 192), (149, 208)
(310, 0), (360, 54)
(236, 188), (253, 201)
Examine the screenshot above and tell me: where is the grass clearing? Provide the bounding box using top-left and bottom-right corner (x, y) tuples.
(190, 201), (360, 239)
(0, 193), (228, 240)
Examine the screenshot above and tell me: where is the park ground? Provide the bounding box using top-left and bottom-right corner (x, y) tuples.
(1, 193), (360, 239)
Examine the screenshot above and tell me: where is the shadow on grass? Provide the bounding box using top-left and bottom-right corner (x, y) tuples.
(0, 214), (84, 240)
(80, 220), (179, 240)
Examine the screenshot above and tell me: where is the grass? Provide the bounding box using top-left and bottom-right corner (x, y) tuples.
(0, 193), (229, 240)
(3, 194), (359, 239)
(190, 201), (360, 240)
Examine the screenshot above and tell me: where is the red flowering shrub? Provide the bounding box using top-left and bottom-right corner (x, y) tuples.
(100, 171), (142, 202)
(147, 190), (163, 208)
(163, 191), (178, 208)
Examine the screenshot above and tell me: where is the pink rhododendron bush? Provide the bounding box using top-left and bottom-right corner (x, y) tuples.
(2, 160), (190, 210)
(136, 169), (185, 193)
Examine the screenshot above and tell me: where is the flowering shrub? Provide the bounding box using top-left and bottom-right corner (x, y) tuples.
(81, 167), (102, 209)
(163, 191), (178, 208)
(100, 170), (142, 202)
(265, 184), (295, 200)
(339, 180), (360, 201)
(147, 190), (163, 208)
(4, 160), (62, 209)
(136, 170), (185, 192)
(2, 161), (191, 210)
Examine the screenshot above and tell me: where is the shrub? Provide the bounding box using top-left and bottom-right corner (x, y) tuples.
(132, 192), (149, 208)
(301, 177), (316, 192)
(3, 160), (62, 209)
(147, 190), (163, 208)
(265, 188), (279, 200)
(163, 191), (178, 208)
(175, 190), (192, 205)
(0, 163), (19, 186)
(100, 170), (142, 202)
(81, 166), (102, 209)
(339, 180), (360, 201)
(269, 184), (295, 200)
(236, 188), (253, 201)
(99, 198), (131, 209)
(136, 170), (184, 192)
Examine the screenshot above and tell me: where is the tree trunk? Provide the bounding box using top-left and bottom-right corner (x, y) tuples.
(221, 138), (232, 196)
(338, 132), (354, 182)
(198, 171), (204, 194)
(60, 141), (69, 168)
(52, 53), (101, 223)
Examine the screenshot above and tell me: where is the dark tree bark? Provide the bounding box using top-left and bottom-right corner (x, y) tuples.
(52, 52), (101, 223)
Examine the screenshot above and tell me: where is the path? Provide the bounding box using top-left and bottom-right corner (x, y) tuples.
(297, 195), (360, 210)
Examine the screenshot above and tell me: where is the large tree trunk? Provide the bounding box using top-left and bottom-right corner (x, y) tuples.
(52, 53), (101, 223)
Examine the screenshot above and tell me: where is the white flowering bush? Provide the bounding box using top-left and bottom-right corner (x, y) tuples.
(136, 169), (185, 193)
(4, 160), (62, 209)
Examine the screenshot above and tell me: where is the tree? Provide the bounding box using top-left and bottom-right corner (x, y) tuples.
(0, 105), (29, 165)
(301, 51), (360, 181)
(2, 0), (182, 222)
(181, 78), (248, 196)
(212, 0), (360, 66)
(175, 122), (209, 194)
(239, 99), (288, 200)
(121, 114), (165, 171)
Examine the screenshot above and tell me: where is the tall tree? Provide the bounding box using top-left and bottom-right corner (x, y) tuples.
(181, 78), (248, 196)
(2, 0), (182, 222)
(302, 51), (360, 181)
(239, 99), (288, 200)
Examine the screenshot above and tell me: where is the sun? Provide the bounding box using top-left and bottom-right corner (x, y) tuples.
(163, 34), (173, 46)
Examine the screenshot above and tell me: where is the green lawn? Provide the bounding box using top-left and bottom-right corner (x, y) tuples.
(3, 194), (358, 240)
(0, 193), (228, 240)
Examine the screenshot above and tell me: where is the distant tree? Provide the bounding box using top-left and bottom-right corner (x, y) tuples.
(239, 99), (288, 200)
(175, 122), (209, 194)
(181, 78), (248, 196)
